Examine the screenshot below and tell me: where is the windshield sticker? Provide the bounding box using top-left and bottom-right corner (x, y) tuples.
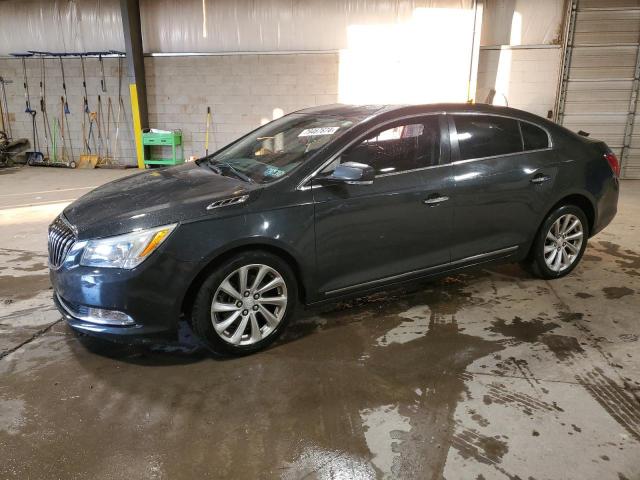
(298, 127), (340, 137)
(264, 166), (285, 177)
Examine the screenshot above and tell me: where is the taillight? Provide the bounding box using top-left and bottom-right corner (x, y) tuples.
(604, 152), (620, 177)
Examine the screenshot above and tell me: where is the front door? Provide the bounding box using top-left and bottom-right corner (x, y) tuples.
(311, 115), (453, 296)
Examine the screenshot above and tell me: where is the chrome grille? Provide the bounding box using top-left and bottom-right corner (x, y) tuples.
(48, 215), (76, 269)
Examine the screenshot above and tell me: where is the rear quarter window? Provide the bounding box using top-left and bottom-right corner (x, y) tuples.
(520, 121), (550, 150)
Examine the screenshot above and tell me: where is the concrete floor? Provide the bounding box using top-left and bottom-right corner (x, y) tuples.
(0, 166), (639, 480)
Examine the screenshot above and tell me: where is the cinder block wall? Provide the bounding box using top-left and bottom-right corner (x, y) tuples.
(145, 53), (339, 160)
(0, 50), (559, 167)
(0, 56), (136, 165)
(0, 53), (339, 166)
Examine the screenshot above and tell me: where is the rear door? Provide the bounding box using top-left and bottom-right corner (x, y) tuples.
(449, 114), (559, 261)
(311, 115), (454, 296)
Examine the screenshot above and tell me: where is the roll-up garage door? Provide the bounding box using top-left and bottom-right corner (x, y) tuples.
(558, 0), (640, 178)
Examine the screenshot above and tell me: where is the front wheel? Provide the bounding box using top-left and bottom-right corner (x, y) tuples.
(525, 204), (589, 279)
(191, 250), (298, 356)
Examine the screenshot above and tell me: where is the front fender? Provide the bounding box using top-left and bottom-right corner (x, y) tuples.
(166, 203), (316, 307)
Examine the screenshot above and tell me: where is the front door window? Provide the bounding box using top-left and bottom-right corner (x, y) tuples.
(324, 116), (441, 176)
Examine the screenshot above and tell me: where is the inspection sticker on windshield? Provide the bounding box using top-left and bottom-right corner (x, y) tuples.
(298, 127), (340, 137)
(264, 166), (285, 177)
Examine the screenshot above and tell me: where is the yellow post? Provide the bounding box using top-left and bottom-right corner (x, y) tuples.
(129, 83), (145, 169)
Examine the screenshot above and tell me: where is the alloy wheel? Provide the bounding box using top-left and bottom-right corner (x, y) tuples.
(211, 264), (288, 345)
(543, 213), (584, 273)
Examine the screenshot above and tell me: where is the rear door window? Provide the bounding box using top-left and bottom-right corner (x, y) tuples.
(453, 115), (522, 160)
(520, 121), (549, 150)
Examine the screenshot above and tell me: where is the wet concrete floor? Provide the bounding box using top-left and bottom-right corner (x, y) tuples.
(1, 168), (639, 479)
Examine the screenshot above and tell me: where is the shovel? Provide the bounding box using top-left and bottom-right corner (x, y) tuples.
(78, 111), (99, 168)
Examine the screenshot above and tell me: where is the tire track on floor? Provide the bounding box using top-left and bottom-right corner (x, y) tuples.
(545, 278), (640, 443)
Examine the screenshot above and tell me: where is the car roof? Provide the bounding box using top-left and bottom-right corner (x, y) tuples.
(294, 103), (547, 124)
(293, 104), (386, 117)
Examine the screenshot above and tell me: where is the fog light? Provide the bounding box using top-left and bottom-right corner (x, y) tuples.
(57, 295), (135, 326)
(83, 307), (135, 326)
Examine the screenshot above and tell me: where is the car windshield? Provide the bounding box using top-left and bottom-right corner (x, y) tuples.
(200, 113), (358, 184)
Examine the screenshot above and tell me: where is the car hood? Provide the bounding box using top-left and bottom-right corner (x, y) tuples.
(63, 162), (257, 239)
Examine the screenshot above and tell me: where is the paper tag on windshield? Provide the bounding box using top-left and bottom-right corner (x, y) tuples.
(298, 127), (340, 137)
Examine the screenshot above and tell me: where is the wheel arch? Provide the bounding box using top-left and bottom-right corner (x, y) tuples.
(544, 192), (595, 236)
(179, 241), (308, 319)
(524, 191), (596, 262)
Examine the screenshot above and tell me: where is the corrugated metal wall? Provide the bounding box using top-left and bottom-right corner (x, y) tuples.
(0, 0), (473, 55)
(559, 0), (640, 178)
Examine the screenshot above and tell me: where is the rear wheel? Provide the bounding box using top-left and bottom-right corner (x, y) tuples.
(525, 204), (589, 279)
(191, 250), (298, 355)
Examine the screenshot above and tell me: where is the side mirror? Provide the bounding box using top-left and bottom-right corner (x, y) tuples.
(315, 161), (375, 186)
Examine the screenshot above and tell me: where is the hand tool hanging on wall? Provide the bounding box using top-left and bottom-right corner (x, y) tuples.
(98, 52), (108, 93)
(98, 96), (114, 167)
(36, 53), (53, 160)
(80, 96), (89, 166)
(0, 83), (6, 137)
(78, 54), (99, 169)
(96, 50), (131, 169)
(96, 95), (105, 158)
(0, 76), (13, 139)
(111, 52), (127, 165)
(205, 106), (212, 156)
(51, 117), (59, 164)
(13, 53), (45, 165)
(80, 54), (91, 154)
(0, 75), (29, 168)
(80, 55), (91, 116)
(87, 52), (109, 93)
(79, 55), (91, 161)
(88, 51), (113, 168)
(57, 97), (66, 164)
(58, 96), (75, 168)
(97, 55), (115, 168)
(56, 53), (71, 114)
(88, 112), (98, 153)
(54, 54), (75, 167)
(78, 110), (99, 168)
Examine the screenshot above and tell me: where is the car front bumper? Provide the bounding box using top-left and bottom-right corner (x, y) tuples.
(50, 250), (196, 342)
(53, 293), (175, 343)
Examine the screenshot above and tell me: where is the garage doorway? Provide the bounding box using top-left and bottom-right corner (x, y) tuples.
(556, 0), (640, 179)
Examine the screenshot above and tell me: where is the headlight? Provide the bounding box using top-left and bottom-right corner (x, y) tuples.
(80, 224), (177, 269)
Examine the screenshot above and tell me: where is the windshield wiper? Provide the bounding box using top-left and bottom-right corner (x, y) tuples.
(206, 160), (254, 184)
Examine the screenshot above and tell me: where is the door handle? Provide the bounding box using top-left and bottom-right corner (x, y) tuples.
(530, 173), (551, 184)
(423, 195), (449, 206)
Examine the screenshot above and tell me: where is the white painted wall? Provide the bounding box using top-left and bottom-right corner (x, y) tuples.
(481, 0), (565, 46)
(476, 0), (565, 119)
(476, 47), (562, 118)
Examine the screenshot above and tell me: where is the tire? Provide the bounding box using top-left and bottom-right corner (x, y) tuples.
(525, 204), (589, 279)
(191, 250), (298, 356)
